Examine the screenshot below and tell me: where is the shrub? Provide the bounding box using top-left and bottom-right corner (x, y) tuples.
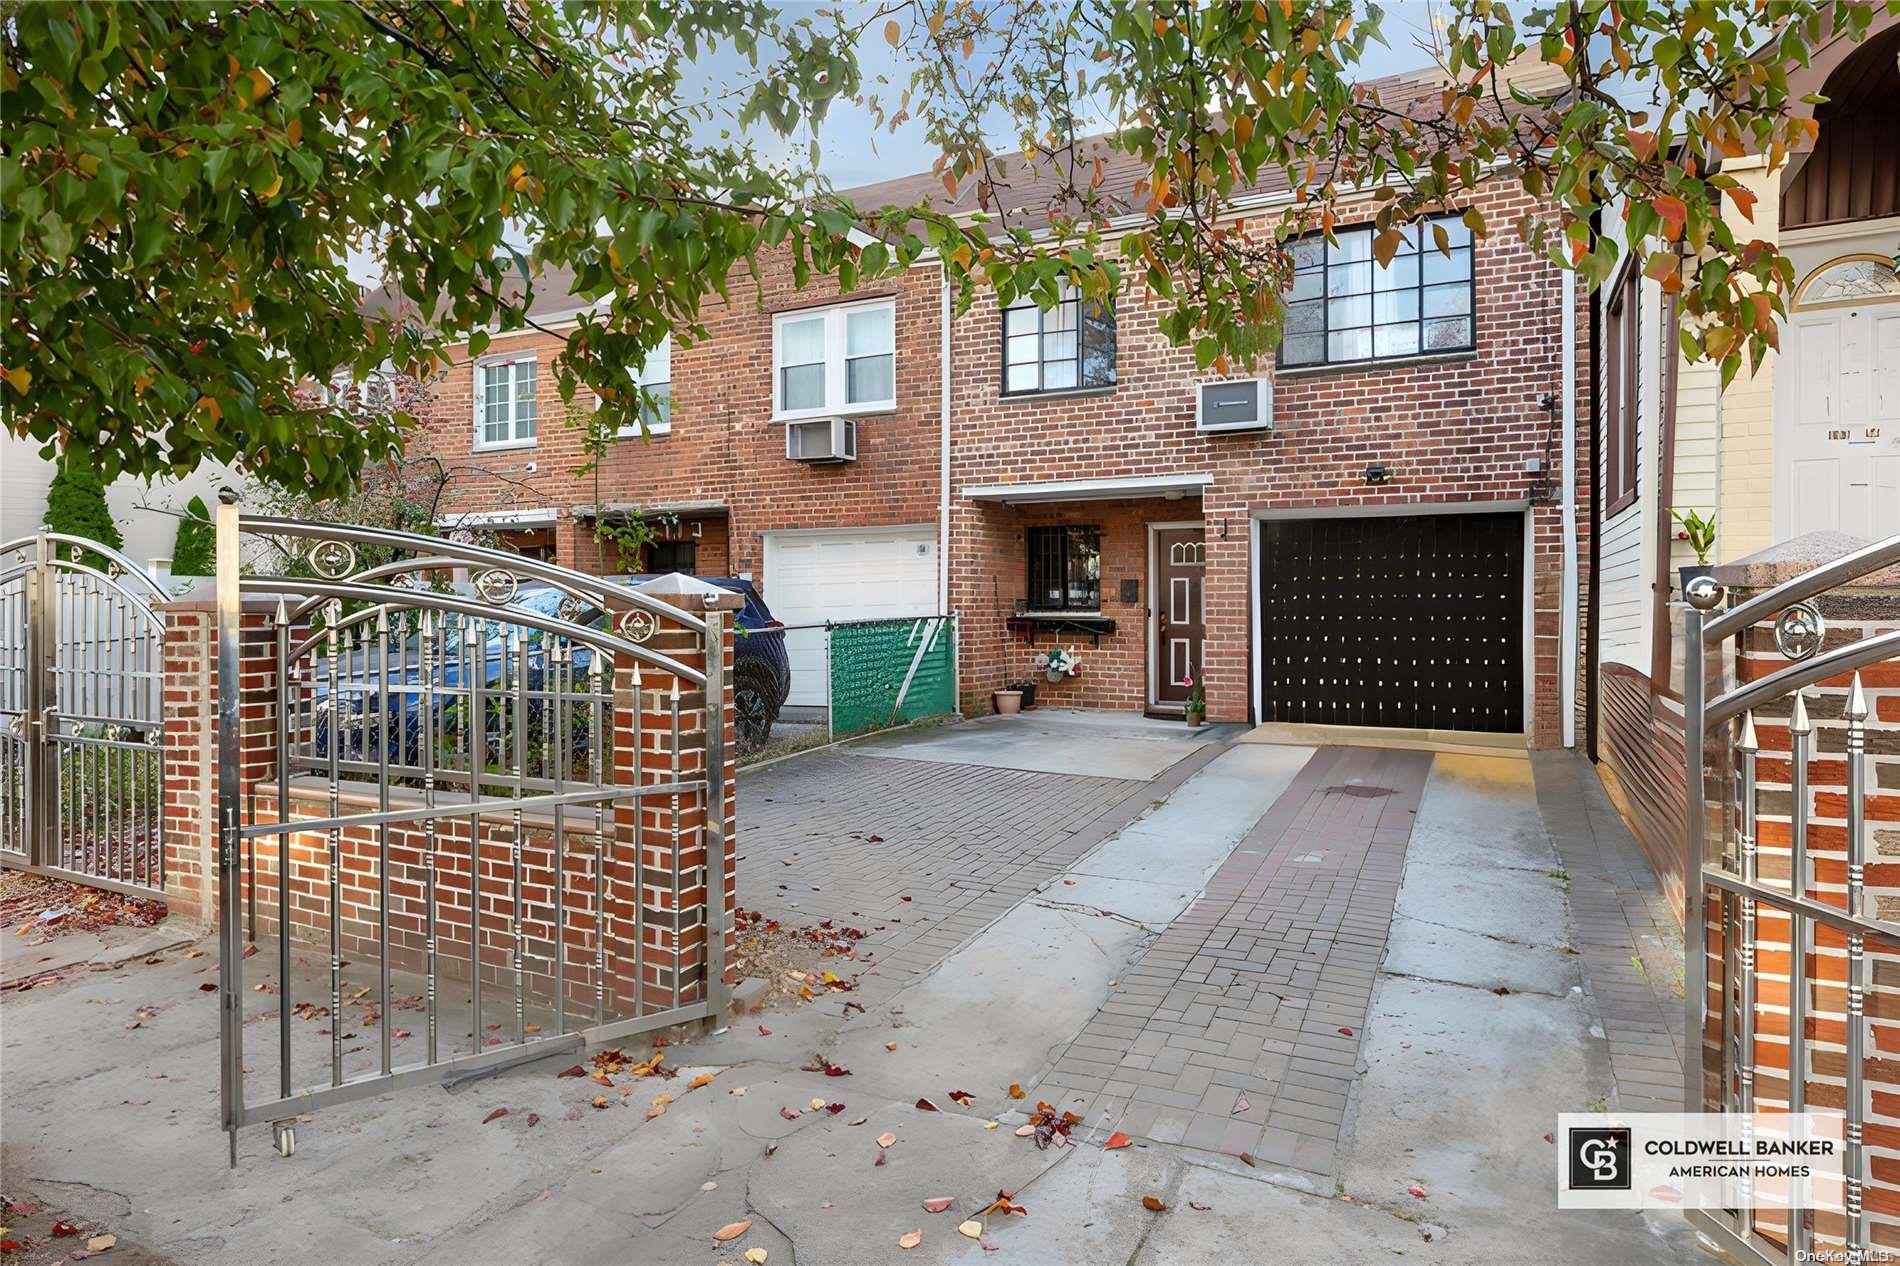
(42, 458), (122, 571)
(171, 495), (214, 576)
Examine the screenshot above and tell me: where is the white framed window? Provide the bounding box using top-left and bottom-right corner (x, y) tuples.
(771, 299), (895, 420)
(614, 336), (672, 437)
(474, 355), (537, 450)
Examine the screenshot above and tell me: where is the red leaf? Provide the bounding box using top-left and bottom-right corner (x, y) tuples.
(1408, 1185), (1428, 1199)
(915, 1097), (941, 1112)
(825, 1102), (847, 1115)
(780, 1106), (801, 1120)
(526, 1112), (540, 1127)
(241, 943), (259, 958)
(947, 1089), (974, 1106)
(52, 1221), (83, 1237)
(483, 1107), (509, 1124)
(901, 895), (912, 902)
(198, 982), (217, 992)
(1103, 1131), (1132, 1150)
(1337, 1027), (1354, 1037)
(758, 1025), (773, 1036)
(1652, 194), (1688, 241)
(1189, 1201), (1212, 1211)
(557, 1064), (587, 1078)
(875, 1151), (887, 1167)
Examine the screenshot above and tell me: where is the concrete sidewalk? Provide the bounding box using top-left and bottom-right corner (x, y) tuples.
(0, 719), (1701, 1265)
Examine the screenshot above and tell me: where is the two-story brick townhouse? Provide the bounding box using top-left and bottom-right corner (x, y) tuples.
(384, 59), (1591, 750)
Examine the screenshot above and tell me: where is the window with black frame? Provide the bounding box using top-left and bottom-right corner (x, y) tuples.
(1279, 215), (1475, 369)
(1026, 525), (1101, 612)
(1002, 284), (1116, 396)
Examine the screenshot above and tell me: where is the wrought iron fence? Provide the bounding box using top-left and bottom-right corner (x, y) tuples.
(0, 532), (168, 894)
(1686, 535), (1900, 1263)
(217, 503), (730, 1164)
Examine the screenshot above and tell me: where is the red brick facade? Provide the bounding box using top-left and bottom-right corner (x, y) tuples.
(402, 177), (1591, 747)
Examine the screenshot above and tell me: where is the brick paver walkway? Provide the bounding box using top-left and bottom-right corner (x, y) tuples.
(1533, 750), (1688, 1114)
(1034, 745), (1432, 1177)
(735, 748), (1206, 998)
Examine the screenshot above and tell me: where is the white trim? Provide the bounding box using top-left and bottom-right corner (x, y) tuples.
(1146, 520), (1202, 712)
(611, 334), (673, 438)
(472, 353), (539, 451)
(965, 473), (1212, 505)
(1560, 268), (1577, 749)
(771, 297), (898, 422)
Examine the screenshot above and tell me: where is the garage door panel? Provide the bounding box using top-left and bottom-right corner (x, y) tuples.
(766, 528), (938, 707)
(1258, 512), (1523, 733)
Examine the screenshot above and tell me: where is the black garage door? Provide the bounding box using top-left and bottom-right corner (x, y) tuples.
(1257, 512), (1524, 733)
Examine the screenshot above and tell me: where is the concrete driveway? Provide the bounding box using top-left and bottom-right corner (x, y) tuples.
(0, 712), (1695, 1264)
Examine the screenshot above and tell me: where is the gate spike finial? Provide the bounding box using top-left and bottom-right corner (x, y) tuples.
(1737, 711), (1759, 753)
(1790, 690), (1811, 735)
(376, 607), (388, 632)
(274, 595), (288, 625)
(1846, 673), (1869, 722)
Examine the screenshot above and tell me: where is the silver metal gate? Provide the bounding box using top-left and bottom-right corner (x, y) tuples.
(0, 531), (169, 895)
(1685, 534), (1900, 1264)
(214, 500), (729, 1163)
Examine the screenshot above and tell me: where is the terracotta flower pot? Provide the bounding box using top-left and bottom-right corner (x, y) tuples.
(993, 689), (1024, 715)
(1185, 707), (1206, 728)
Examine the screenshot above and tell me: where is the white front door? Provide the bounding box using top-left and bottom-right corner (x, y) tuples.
(763, 527), (938, 707)
(1779, 304), (1900, 541)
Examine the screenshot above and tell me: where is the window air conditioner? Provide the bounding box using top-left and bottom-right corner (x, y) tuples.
(1195, 377), (1273, 433)
(785, 416), (858, 463)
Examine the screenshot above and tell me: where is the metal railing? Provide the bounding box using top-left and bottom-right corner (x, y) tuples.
(1685, 533), (1900, 1264)
(216, 501), (729, 1164)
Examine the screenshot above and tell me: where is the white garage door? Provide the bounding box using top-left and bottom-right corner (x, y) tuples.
(764, 526), (938, 707)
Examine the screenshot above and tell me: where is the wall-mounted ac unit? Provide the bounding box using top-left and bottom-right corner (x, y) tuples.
(1195, 377), (1273, 433)
(785, 416), (858, 463)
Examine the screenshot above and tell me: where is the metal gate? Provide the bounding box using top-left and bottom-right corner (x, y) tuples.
(0, 531), (169, 894)
(215, 501), (728, 1163)
(1257, 511), (1525, 732)
(1685, 534), (1900, 1263)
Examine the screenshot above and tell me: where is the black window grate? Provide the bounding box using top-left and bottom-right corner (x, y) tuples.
(1026, 525), (1101, 612)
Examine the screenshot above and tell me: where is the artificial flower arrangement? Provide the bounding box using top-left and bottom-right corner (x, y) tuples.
(1036, 646), (1083, 683)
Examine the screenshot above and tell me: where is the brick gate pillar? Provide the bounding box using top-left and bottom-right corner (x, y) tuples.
(157, 583), (287, 926)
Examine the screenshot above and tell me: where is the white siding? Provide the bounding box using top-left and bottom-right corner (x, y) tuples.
(1596, 259), (1662, 677)
(1, 431), (239, 568)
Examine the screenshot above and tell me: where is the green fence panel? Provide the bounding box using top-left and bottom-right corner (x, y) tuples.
(828, 617), (955, 737)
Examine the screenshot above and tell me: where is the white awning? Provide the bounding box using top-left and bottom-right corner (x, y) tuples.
(960, 473), (1211, 505)
(434, 507), (557, 529)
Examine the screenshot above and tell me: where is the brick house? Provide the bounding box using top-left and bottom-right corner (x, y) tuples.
(386, 63), (1591, 748)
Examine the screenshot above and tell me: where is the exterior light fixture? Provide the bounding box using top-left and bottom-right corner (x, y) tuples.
(1364, 463), (1389, 486)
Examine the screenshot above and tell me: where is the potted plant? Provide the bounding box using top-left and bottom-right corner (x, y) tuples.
(992, 687), (1024, 715)
(1042, 646), (1082, 684)
(1007, 678), (1038, 709)
(1183, 670), (1206, 727)
(1671, 508), (1717, 592)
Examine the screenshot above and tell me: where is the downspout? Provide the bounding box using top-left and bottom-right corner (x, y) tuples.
(939, 274), (951, 618)
(1585, 255), (1602, 761)
(1649, 288), (1683, 693)
(1561, 268), (1579, 749)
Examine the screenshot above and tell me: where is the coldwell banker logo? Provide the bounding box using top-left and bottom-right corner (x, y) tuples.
(1568, 1126), (1632, 1191)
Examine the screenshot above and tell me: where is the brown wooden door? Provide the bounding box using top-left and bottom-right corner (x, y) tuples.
(1151, 526), (1206, 708)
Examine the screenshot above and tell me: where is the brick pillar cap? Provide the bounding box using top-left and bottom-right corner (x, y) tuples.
(1712, 530), (1900, 592)
(631, 573), (744, 612)
(156, 577), (286, 611)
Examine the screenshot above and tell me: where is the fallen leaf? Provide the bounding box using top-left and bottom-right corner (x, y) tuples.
(1104, 1131), (1133, 1150)
(1141, 1196), (1168, 1212)
(51, 1222), (82, 1237)
(1408, 1185), (1428, 1199)
(885, 1042), (898, 1052)
(1238, 1152), (1256, 1167)
(591, 1096), (610, 1110)
(874, 1151), (887, 1167)
(483, 1108), (509, 1124)
(915, 1097), (941, 1112)
(779, 1107), (801, 1121)
(1338, 1026), (1354, 1037)
(983, 1120), (999, 1130)
(198, 982), (217, 992)
(689, 1073), (716, 1089)
(713, 1220), (753, 1242)
(744, 1248), (768, 1264)
(877, 1131), (897, 1148)
(848, 1116), (867, 1126)
(1189, 1201), (1211, 1211)
(1232, 1093), (1251, 1115)
(1543, 1132), (1554, 1144)
(526, 1112), (540, 1127)
(811, 1098), (828, 1111)
(729, 1087), (748, 1097)
(558, 1064), (588, 1078)
(1008, 1083), (1026, 1099)
(923, 1197), (954, 1213)
(1014, 1124), (1037, 1137)
(702, 1181), (718, 1192)
(88, 1233), (118, 1251)
(947, 1090), (974, 1107)
(758, 1025), (772, 1036)
(825, 1102), (847, 1115)
(898, 1230), (923, 1249)
(646, 1104), (667, 1120)
(958, 1220), (983, 1239)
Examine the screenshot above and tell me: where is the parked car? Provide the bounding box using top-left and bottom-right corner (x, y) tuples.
(312, 576), (791, 765)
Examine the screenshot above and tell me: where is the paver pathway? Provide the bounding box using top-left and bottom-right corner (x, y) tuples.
(1036, 744), (1430, 1177)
